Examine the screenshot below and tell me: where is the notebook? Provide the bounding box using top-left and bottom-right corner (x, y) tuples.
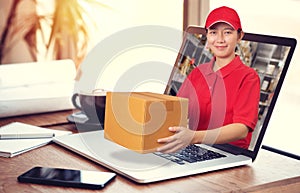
(0, 122), (72, 158)
(53, 26), (297, 183)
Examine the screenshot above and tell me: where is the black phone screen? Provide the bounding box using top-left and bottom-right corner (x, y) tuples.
(18, 166), (116, 189)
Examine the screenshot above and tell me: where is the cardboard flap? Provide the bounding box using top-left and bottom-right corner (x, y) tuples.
(130, 92), (188, 111)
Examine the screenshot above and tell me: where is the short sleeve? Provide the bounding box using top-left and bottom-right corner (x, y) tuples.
(233, 71), (260, 131)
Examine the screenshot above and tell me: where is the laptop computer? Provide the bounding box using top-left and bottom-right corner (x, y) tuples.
(53, 26), (297, 183)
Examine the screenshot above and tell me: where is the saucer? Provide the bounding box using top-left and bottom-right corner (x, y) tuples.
(67, 111), (104, 131)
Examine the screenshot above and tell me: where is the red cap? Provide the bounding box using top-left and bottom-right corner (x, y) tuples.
(205, 6), (242, 30)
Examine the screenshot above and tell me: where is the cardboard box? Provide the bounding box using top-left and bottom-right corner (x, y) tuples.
(104, 92), (188, 153)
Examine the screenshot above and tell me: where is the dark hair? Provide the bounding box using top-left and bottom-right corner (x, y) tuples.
(205, 28), (243, 34)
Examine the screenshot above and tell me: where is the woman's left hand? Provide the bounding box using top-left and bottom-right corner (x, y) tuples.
(156, 126), (196, 153)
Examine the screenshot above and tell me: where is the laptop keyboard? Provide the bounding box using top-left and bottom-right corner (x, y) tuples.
(154, 144), (226, 165)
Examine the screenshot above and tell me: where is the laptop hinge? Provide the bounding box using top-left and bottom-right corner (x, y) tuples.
(212, 144), (243, 155)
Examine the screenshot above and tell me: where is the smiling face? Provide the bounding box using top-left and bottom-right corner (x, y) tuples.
(206, 22), (244, 66)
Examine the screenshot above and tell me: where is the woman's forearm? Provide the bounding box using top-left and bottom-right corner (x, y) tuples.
(192, 123), (249, 145)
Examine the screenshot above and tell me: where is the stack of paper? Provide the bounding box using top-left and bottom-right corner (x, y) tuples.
(0, 59), (76, 118)
(0, 122), (72, 158)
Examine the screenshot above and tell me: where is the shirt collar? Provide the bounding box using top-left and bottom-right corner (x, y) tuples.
(203, 55), (242, 78)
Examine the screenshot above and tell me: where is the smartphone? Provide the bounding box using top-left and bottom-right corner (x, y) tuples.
(17, 166), (116, 190)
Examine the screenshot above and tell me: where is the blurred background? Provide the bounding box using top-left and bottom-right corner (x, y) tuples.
(0, 0), (299, 157)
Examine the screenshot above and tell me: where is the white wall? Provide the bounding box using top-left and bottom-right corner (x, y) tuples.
(86, 0), (183, 49)
(77, 0), (184, 93)
(210, 0), (300, 156)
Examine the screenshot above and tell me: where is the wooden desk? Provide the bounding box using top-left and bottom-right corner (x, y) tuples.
(1, 110), (300, 193)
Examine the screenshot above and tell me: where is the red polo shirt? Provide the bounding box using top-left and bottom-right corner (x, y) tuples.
(177, 56), (260, 148)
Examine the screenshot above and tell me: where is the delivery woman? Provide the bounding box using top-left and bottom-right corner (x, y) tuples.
(157, 6), (260, 153)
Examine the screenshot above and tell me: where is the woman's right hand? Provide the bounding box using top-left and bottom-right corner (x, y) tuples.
(156, 126), (196, 153)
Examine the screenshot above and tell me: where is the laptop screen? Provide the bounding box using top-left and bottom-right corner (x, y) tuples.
(164, 26), (297, 160)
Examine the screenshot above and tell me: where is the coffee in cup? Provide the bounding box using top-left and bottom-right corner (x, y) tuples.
(72, 89), (107, 125)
